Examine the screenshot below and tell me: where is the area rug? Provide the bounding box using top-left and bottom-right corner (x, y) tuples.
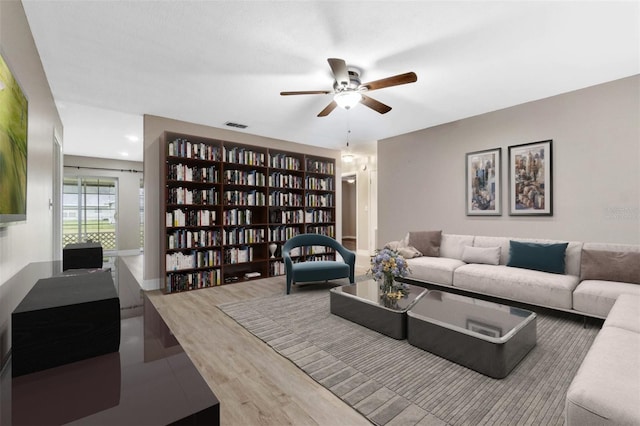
(218, 285), (600, 425)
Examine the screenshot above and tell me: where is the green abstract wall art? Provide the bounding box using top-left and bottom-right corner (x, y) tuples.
(0, 51), (28, 225)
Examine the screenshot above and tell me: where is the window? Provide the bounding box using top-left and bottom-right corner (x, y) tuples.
(63, 177), (117, 251)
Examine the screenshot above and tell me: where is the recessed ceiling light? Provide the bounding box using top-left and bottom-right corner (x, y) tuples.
(120, 152), (129, 157)
(126, 135), (139, 142)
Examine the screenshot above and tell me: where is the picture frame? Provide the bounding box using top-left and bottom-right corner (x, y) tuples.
(465, 148), (501, 216)
(466, 319), (502, 338)
(0, 50), (29, 226)
(508, 140), (553, 216)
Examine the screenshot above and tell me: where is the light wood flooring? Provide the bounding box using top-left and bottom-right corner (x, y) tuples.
(146, 263), (371, 426)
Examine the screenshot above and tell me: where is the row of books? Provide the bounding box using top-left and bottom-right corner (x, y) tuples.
(306, 160), (335, 175)
(270, 209), (304, 224)
(223, 146), (266, 166)
(306, 176), (334, 191)
(269, 172), (303, 189)
(270, 261), (286, 276)
(223, 169), (266, 186)
(306, 225), (335, 237)
(223, 208), (254, 226)
(305, 253), (336, 262)
(167, 229), (221, 250)
(269, 226), (301, 242)
(268, 191), (303, 207)
(167, 140), (333, 177)
(166, 269), (221, 293)
(168, 138), (221, 161)
(166, 209), (216, 227)
(223, 227), (266, 245)
(305, 193), (334, 208)
(168, 163), (219, 183)
(223, 190), (266, 206)
(303, 245), (335, 255)
(168, 187), (219, 205)
(269, 153), (301, 171)
(166, 250), (221, 271)
(223, 246), (254, 264)
(305, 209), (333, 223)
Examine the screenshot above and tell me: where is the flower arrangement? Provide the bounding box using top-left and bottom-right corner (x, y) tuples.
(369, 248), (411, 296)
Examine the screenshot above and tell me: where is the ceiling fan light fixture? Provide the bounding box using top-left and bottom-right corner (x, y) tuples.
(334, 91), (362, 110)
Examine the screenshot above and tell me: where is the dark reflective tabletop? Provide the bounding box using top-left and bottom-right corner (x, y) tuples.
(330, 280), (427, 312)
(0, 259), (219, 426)
(409, 290), (536, 340)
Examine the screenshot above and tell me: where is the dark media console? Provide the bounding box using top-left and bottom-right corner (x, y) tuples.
(11, 269), (120, 377)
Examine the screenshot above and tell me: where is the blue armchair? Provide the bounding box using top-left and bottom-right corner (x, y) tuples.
(282, 233), (356, 294)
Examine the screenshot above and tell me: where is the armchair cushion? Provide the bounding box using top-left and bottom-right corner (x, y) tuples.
(291, 261), (351, 283)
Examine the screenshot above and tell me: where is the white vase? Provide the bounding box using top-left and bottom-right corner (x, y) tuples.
(269, 243), (277, 258)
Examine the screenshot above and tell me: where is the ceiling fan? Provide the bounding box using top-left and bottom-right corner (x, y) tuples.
(281, 58), (417, 117)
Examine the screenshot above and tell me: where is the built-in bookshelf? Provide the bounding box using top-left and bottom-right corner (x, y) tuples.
(161, 132), (336, 294)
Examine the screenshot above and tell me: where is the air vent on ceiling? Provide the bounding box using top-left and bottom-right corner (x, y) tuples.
(225, 121), (248, 129)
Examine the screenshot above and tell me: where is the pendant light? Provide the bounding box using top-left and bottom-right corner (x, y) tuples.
(342, 129), (354, 163)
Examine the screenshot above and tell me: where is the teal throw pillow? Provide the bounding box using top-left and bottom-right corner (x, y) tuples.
(507, 240), (569, 274)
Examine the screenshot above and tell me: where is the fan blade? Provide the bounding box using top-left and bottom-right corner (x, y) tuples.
(281, 90), (332, 96)
(317, 101), (338, 117)
(328, 58), (349, 88)
(361, 72), (417, 91)
(360, 95), (392, 114)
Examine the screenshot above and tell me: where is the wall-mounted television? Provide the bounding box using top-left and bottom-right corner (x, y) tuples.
(0, 51), (28, 226)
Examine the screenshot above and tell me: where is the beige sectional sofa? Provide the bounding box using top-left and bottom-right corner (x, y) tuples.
(565, 293), (640, 425)
(388, 231), (640, 425)
(394, 232), (639, 318)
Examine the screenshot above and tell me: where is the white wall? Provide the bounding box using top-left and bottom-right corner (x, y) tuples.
(378, 75), (640, 245)
(143, 114), (341, 289)
(64, 155), (143, 254)
(0, 0), (63, 363)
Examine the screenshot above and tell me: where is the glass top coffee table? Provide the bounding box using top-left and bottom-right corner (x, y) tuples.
(329, 280), (427, 339)
(407, 290), (537, 378)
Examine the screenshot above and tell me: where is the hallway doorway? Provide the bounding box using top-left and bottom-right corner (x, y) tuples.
(342, 174), (356, 251)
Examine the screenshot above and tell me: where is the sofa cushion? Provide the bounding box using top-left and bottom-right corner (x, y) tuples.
(384, 237), (422, 259)
(565, 326), (640, 425)
(581, 249), (640, 284)
(406, 256), (465, 286)
(573, 280), (640, 318)
(409, 230), (442, 257)
(507, 240), (569, 274)
(397, 245), (422, 259)
(384, 240), (404, 251)
(473, 236), (583, 275)
(453, 264), (579, 310)
(473, 236), (511, 264)
(440, 234), (475, 260)
(461, 245), (501, 265)
(603, 294), (640, 333)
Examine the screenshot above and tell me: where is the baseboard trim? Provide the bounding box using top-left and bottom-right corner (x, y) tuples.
(142, 278), (161, 291)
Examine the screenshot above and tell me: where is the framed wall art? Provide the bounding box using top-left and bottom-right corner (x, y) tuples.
(466, 148), (501, 216)
(508, 140), (552, 216)
(0, 50), (29, 225)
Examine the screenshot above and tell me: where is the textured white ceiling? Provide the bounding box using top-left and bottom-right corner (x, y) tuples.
(22, 1), (640, 162)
